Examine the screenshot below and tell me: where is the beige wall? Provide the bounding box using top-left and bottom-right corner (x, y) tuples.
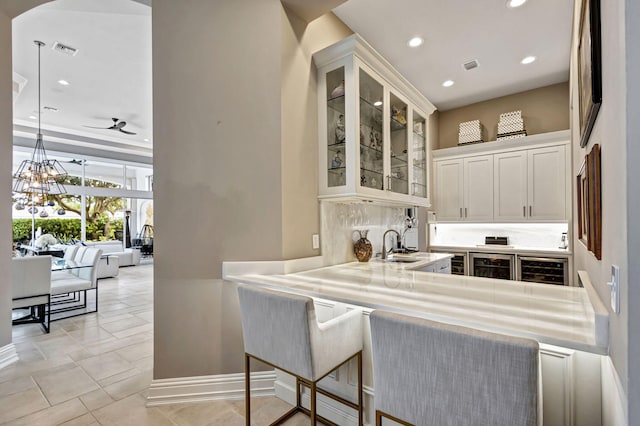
(626, 0), (640, 420)
(280, 9), (351, 259)
(0, 8), (12, 349)
(437, 82), (570, 149)
(569, 0), (639, 423)
(153, 0), (285, 378)
(153, 1), (352, 378)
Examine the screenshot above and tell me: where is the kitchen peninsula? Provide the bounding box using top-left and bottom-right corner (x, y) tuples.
(224, 256), (608, 426)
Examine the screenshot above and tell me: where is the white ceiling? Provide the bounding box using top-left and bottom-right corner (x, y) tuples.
(333, 0), (574, 111)
(11, 0), (573, 159)
(11, 0), (152, 158)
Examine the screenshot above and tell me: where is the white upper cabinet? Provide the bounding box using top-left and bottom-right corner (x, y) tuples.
(527, 145), (567, 220)
(313, 35), (436, 207)
(434, 159), (463, 221)
(494, 145), (566, 221)
(434, 131), (570, 223)
(494, 151), (528, 220)
(435, 155), (493, 222)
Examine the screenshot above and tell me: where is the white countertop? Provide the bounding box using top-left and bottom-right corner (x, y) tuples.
(430, 244), (571, 256)
(225, 258), (608, 354)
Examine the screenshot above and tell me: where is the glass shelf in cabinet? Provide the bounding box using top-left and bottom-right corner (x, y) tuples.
(328, 142), (346, 153)
(389, 177), (409, 194)
(390, 117), (407, 131)
(328, 166), (346, 174)
(391, 155), (408, 168)
(390, 175), (408, 184)
(360, 165), (384, 176)
(360, 100), (383, 128)
(360, 96), (383, 112)
(412, 174), (427, 185)
(413, 130), (425, 137)
(327, 96), (345, 114)
(360, 143), (384, 158)
(412, 182), (427, 197)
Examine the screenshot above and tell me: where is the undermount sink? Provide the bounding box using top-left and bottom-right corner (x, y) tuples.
(384, 256), (421, 263)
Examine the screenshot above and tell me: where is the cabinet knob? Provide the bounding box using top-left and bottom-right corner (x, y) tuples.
(460, 208), (463, 218)
(529, 205), (532, 216)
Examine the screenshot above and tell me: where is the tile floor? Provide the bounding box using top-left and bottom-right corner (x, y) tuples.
(2, 263), (309, 425)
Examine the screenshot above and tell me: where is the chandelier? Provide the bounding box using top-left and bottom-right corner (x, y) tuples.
(12, 40), (68, 206)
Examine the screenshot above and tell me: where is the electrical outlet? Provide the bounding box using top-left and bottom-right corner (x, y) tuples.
(312, 234), (320, 250)
(607, 265), (620, 314)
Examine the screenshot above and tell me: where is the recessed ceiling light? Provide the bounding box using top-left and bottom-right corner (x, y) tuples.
(143, 138), (149, 142)
(373, 100), (383, 106)
(507, 0), (527, 8)
(442, 80), (455, 87)
(407, 37), (424, 48)
(29, 115), (37, 120)
(521, 56), (536, 64)
(58, 79), (69, 86)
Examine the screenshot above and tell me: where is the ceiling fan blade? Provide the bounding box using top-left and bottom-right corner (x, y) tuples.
(115, 121), (127, 129)
(119, 129), (137, 135)
(83, 125), (111, 129)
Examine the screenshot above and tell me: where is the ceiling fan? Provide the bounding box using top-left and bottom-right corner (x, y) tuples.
(84, 117), (137, 135)
(64, 159), (84, 165)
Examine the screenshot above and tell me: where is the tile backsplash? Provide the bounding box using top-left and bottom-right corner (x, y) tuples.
(320, 201), (409, 265)
(429, 223), (569, 250)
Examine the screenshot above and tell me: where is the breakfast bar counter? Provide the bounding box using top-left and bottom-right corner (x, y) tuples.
(224, 257), (607, 425)
(225, 257), (608, 355)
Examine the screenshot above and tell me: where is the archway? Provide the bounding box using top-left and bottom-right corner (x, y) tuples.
(1, 0), (152, 361)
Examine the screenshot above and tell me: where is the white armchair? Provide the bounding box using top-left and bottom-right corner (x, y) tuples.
(12, 255), (52, 333)
(237, 284), (364, 425)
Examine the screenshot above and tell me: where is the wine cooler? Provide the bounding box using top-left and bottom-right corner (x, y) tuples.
(517, 256), (569, 286)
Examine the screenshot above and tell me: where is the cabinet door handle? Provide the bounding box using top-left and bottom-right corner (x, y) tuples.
(460, 208), (463, 218)
(523, 206), (526, 217)
(387, 176), (391, 191)
(529, 205), (532, 216)
(465, 207), (467, 218)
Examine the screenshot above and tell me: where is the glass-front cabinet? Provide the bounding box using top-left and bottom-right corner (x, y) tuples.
(359, 69), (384, 191)
(412, 111), (427, 198)
(314, 35), (435, 207)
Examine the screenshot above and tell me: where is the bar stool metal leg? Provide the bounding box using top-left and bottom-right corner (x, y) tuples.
(310, 381), (317, 425)
(357, 351), (363, 426)
(245, 353), (251, 426)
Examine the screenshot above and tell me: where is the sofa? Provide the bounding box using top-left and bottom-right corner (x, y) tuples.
(85, 241), (141, 267)
(63, 242), (141, 279)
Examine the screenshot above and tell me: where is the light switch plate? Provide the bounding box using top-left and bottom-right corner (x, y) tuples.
(610, 265), (620, 314)
(312, 234), (320, 250)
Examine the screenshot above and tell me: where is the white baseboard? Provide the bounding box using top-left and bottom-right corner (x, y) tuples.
(0, 343), (18, 370)
(274, 377), (374, 426)
(146, 371), (276, 406)
(601, 357), (628, 426)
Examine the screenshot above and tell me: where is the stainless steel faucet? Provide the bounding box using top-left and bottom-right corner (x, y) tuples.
(381, 229), (400, 260)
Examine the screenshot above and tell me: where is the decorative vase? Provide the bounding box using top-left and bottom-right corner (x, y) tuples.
(353, 230), (373, 262)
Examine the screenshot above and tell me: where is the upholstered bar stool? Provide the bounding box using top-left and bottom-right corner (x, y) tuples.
(237, 284), (364, 425)
(370, 310), (541, 426)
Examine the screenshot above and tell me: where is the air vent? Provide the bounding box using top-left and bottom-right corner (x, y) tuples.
(52, 41), (78, 56)
(463, 59), (479, 71)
